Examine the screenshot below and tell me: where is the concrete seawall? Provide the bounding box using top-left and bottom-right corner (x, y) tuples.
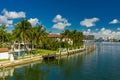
(0, 45), (95, 70)
(0, 56), (43, 70)
(42, 45), (95, 60)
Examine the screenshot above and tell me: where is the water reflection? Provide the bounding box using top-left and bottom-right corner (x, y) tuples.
(1, 42), (120, 80)
(14, 64), (49, 80)
(0, 53), (85, 80)
(0, 62), (50, 80)
(0, 67), (14, 80)
(42, 54), (84, 80)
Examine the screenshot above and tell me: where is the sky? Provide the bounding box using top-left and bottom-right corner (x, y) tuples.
(1, 0), (120, 39)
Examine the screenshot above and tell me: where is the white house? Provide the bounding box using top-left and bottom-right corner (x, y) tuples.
(0, 48), (9, 60)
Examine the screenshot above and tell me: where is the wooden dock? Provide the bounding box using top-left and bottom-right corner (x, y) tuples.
(68, 48), (85, 55)
(42, 46), (95, 60)
(42, 48), (87, 60)
(42, 53), (58, 60)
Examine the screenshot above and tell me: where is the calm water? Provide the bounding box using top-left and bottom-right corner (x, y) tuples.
(1, 42), (120, 80)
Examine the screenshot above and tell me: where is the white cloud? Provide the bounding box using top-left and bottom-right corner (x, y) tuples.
(83, 29), (91, 35)
(53, 14), (64, 22)
(101, 29), (111, 35)
(95, 28), (99, 31)
(117, 27), (120, 30)
(94, 28), (112, 39)
(0, 15), (13, 26)
(52, 14), (71, 30)
(28, 18), (39, 27)
(0, 9), (26, 27)
(0, 15), (7, 24)
(52, 22), (71, 30)
(109, 19), (119, 24)
(87, 29), (91, 32)
(84, 28), (120, 40)
(2, 9), (26, 19)
(101, 27), (105, 31)
(80, 17), (99, 27)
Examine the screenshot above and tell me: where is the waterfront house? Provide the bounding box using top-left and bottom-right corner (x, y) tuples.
(48, 34), (61, 41)
(0, 48), (9, 60)
(48, 34), (73, 45)
(12, 41), (31, 57)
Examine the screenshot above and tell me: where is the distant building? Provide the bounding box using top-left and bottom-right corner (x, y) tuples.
(83, 35), (95, 47)
(96, 37), (104, 42)
(84, 35), (95, 40)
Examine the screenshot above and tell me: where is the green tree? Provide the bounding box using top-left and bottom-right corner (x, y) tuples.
(34, 25), (47, 49)
(0, 25), (7, 43)
(61, 29), (84, 49)
(12, 19), (32, 51)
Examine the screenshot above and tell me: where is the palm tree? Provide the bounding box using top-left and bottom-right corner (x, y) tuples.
(61, 29), (84, 49)
(71, 30), (77, 48)
(13, 19), (32, 52)
(28, 27), (36, 50)
(0, 25), (7, 43)
(61, 29), (71, 40)
(34, 25), (47, 49)
(60, 29), (71, 52)
(72, 30), (84, 48)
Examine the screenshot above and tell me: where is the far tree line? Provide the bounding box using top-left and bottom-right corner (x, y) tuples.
(0, 19), (84, 50)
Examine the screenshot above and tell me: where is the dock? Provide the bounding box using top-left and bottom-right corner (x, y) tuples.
(42, 53), (58, 60)
(42, 46), (95, 60)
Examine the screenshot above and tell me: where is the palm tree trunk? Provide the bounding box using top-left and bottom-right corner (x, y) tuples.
(32, 40), (34, 50)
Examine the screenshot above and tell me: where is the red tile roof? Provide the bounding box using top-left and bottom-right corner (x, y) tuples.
(48, 34), (61, 38)
(0, 48), (8, 53)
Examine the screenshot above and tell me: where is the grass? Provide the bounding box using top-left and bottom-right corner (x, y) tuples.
(0, 59), (9, 62)
(0, 49), (57, 62)
(10, 49), (58, 60)
(32, 49), (58, 56)
(37, 49), (58, 55)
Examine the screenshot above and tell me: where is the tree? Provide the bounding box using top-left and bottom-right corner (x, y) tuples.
(61, 29), (71, 40)
(31, 25), (47, 48)
(0, 25), (7, 43)
(28, 27), (36, 50)
(61, 29), (84, 49)
(13, 19), (32, 51)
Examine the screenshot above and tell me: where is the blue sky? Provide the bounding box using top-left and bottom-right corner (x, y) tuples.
(1, 0), (120, 39)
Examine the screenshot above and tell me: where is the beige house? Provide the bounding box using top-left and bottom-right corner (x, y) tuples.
(48, 34), (73, 45)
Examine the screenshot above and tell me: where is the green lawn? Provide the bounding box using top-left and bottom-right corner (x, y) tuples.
(31, 49), (58, 56)
(0, 59), (9, 62)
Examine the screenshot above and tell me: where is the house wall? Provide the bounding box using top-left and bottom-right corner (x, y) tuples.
(0, 52), (9, 60)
